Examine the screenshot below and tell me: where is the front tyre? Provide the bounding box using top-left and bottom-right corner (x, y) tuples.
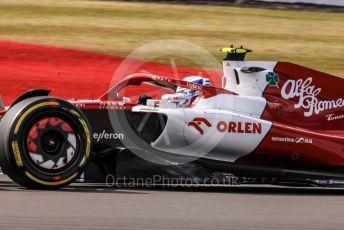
(0, 97), (92, 189)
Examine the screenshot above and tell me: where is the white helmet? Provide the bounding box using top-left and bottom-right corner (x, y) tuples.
(174, 76), (211, 107)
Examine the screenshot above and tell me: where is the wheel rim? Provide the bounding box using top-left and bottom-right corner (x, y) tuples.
(26, 117), (78, 171)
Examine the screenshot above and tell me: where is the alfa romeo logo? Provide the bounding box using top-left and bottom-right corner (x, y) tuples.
(266, 71), (279, 87)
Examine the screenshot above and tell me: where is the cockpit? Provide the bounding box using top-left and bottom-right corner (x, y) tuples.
(100, 74), (219, 109)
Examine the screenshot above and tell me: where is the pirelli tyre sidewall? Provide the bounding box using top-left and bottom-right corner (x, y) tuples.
(0, 97), (92, 189)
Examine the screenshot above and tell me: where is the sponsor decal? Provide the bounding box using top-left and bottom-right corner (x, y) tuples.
(146, 100), (160, 107)
(139, 107), (160, 112)
(187, 117), (212, 135)
(99, 101), (126, 110)
(167, 95), (185, 101)
(188, 118), (262, 135)
(75, 103), (86, 108)
(281, 77), (344, 117)
(266, 72), (279, 87)
(326, 114), (344, 121)
(99, 105), (127, 110)
(217, 121), (262, 134)
(152, 75), (172, 83)
(186, 82), (202, 90)
(271, 136), (313, 144)
(93, 130), (124, 142)
(100, 101), (124, 106)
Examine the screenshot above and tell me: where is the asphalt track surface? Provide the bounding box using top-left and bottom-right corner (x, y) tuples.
(1, 174), (344, 230)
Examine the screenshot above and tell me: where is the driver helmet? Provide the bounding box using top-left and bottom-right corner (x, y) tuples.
(175, 76), (212, 107)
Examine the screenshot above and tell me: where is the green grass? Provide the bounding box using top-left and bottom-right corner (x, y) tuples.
(0, 0), (343, 76)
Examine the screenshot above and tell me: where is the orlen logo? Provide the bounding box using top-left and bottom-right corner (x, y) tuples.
(217, 121), (262, 134)
(188, 118), (262, 135)
(187, 117), (212, 135)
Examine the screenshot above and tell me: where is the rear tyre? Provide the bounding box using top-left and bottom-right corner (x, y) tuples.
(0, 97), (92, 189)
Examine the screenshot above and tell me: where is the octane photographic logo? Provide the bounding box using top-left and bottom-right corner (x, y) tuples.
(107, 39), (228, 166)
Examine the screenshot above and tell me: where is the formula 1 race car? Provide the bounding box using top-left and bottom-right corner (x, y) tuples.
(0, 47), (343, 189)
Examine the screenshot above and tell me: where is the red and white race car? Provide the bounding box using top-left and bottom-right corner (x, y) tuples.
(0, 47), (343, 189)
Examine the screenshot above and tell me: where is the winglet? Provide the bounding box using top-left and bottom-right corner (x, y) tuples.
(221, 45), (252, 61)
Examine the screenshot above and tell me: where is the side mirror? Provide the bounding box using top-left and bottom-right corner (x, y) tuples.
(241, 67), (266, 73)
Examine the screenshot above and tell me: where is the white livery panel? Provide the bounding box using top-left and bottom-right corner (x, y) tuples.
(133, 106), (272, 163)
